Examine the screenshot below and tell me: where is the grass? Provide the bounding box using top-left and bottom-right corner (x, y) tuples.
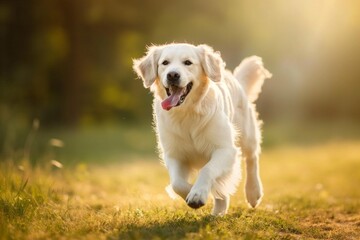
(1, 124), (360, 239)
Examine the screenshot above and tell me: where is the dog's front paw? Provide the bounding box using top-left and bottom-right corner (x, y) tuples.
(186, 187), (209, 209)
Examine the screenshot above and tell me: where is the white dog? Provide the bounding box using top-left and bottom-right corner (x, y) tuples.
(133, 43), (271, 215)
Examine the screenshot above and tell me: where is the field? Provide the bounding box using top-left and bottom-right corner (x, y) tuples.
(1, 123), (360, 239)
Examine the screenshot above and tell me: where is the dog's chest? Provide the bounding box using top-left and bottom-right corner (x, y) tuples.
(161, 116), (215, 166)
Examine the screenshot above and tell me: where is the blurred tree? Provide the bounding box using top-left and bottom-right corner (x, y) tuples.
(59, 0), (87, 125)
(0, 0), (360, 129)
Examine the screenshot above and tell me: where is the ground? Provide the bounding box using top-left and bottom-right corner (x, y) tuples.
(1, 125), (360, 239)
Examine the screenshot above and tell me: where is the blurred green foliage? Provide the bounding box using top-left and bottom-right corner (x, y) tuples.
(1, 4), (359, 238)
(1, 1), (360, 134)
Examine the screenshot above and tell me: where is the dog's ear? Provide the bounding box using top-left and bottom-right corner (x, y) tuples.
(197, 44), (225, 82)
(133, 46), (162, 88)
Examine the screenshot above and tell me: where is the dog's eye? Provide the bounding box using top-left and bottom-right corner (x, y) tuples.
(162, 60), (169, 65)
(184, 60), (192, 66)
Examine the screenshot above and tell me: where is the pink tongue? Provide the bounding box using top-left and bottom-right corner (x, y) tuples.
(161, 89), (183, 111)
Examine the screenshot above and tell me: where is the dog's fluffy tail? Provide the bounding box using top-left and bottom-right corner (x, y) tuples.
(233, 56), (272, 102)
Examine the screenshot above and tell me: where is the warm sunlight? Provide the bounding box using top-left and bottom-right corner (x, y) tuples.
(1, 0), (360, 239)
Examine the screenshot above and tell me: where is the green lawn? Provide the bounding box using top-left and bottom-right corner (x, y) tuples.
(1, 124), (360, 239)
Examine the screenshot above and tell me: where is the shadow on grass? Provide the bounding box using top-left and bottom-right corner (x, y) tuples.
(115, 215), (216, 240)
(113, 207), (301, 240)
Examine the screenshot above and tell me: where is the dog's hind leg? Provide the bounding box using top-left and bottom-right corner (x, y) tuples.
(239, 103), (264, 208)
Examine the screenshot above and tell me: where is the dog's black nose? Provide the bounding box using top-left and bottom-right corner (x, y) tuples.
(167, 71), (180, 84)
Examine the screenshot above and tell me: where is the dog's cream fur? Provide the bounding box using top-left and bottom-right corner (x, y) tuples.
(133, 43), (271, 215)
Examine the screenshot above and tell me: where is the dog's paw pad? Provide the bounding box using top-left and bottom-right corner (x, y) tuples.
(187, 199), (205, 209)
(186, 188), (208, 209)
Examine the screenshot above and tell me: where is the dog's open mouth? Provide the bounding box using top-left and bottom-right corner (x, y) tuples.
(161, 82), (193, 111)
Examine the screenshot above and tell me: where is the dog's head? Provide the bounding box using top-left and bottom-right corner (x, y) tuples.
(133, 43), (224, 111)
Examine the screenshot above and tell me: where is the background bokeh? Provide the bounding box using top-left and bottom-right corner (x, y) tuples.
(1, 0), (360, 163)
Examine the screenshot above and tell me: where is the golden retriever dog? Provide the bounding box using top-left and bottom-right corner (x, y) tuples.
(133, 43), (271, 215)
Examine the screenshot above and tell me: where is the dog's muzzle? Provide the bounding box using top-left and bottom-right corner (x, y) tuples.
(161, 82), (193, 111)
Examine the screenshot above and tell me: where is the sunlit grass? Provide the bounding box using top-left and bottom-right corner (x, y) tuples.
(1, 138), (360, 239)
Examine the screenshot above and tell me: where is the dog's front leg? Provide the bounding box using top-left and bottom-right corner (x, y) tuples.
(186, 148), (237, 210)
(165, 157), (192, 200)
